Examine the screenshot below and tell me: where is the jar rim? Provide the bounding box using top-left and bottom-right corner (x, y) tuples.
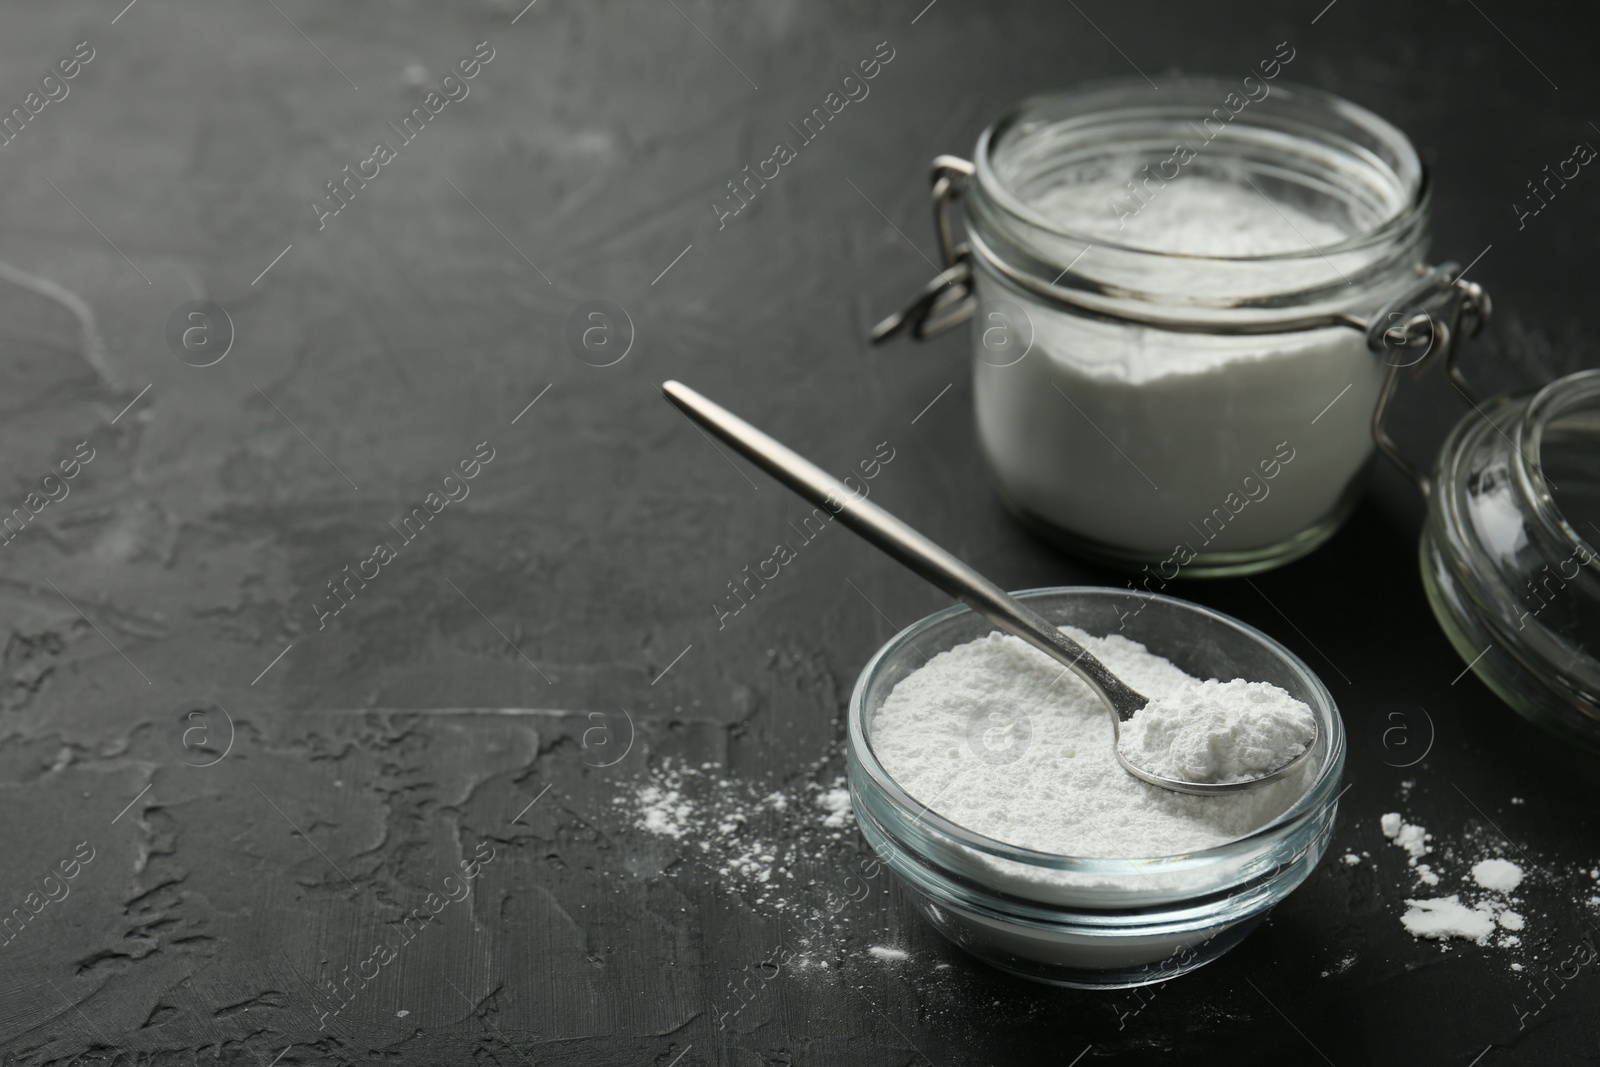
(847, 585), (1347, 872)
(973, 75), (1427, 264)
(1515, 368), (1600, 560)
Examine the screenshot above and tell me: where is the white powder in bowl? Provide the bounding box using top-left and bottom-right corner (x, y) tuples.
(869, 628), (1317, 858)
(1117, 678), (1316, 784)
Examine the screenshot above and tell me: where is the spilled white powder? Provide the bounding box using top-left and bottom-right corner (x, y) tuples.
(1319, 953), (1358, 978)
(1117, 678), (1316, 784)
(1378, 807), (1531, 949)
(636, 783), (695, 838)
(1381, 812), (1430, 861)
(1401, 896), (1497, 944)
(620, 762), (857, 908)
(1395, 826), (1428, 857)
(870, 629), (1315, 858)
(618, 763), (933, 983)
(818, 788), (853, 828)
(1472, 858), (1524, 893)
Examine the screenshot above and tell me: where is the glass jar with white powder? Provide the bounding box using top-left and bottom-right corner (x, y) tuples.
(876, 77), (1476, 577)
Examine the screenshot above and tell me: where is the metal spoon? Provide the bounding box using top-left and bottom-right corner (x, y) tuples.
(661, 380), (1316, 796)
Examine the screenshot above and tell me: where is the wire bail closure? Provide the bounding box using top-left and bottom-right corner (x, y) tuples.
(869, 156), (977, 343)
(1367, 266), (1492, 497)
(869, 154), (1493, 499)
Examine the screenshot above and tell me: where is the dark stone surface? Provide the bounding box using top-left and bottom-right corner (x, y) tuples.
(0, 0), (1596, 1063)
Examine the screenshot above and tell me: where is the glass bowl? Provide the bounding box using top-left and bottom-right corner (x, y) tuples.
(846, 586), (1346, 989)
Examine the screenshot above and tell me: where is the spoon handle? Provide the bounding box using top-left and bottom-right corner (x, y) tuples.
(661, 380), (1148, 721)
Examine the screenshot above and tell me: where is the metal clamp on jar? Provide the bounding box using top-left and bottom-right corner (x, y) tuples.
(873, 77), (1491, 578)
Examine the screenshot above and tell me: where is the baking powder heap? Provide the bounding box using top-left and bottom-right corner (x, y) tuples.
(870, 629), (1316, 858)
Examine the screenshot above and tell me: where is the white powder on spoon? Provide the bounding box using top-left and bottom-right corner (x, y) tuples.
(1117, 678), (1316, 784)
(870, 628), (1317, 858)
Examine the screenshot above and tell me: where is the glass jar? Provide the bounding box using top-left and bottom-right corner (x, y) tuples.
(847, 586), (1346, 988)
(1422, 370), (1600, 748)
(875, 77), (1485, 577)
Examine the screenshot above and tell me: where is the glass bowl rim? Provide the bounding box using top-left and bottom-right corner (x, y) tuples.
(972, 74), (1427, 263)
(847, 585), (1347, 872)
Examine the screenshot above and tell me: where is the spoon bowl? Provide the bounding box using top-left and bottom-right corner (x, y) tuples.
(1113, 720), (1318, 795)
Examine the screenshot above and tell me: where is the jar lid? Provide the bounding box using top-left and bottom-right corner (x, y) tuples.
(1421, 369), (1600, 747)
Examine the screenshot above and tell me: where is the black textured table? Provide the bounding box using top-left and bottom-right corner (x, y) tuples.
(1, 1), (1597, 1064)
